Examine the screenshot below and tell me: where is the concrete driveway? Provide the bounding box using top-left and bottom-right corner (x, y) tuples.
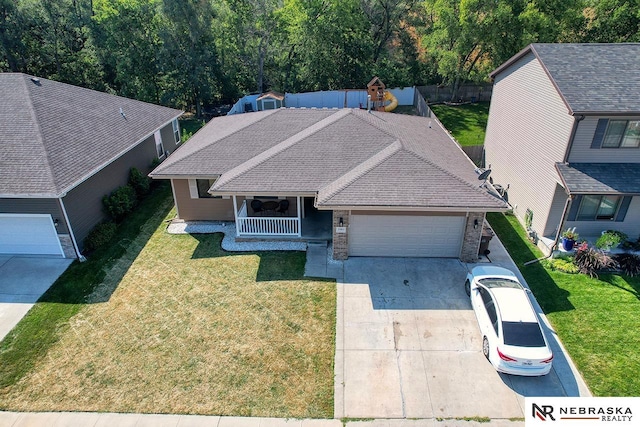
(0, 256), (73, 341)
(334, 245), (590, 420)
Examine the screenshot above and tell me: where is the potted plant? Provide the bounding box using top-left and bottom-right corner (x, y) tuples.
(561, 227), (579, 251)
(596, 230), (628, 251)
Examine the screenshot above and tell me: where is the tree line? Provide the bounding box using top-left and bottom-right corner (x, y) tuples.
(1, 0), (638, 114)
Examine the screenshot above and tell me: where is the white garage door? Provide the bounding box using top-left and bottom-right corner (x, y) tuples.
(349, 214), (466, 257)
(0, 214), (63, 256)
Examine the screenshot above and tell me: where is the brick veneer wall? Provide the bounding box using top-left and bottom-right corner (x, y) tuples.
(460, 212), (485, 262)
(332, 210), (349, 260)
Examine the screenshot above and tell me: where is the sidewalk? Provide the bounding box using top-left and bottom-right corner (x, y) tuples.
(0, 412), (525, 427)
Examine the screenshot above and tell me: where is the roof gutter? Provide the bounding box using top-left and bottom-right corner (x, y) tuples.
(313, 205), (510, 213)
(562, 114), (585, 163)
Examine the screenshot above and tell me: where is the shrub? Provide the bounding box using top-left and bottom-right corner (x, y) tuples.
(613, 253), (640, 277)
(84, 221), (117, 252)
(102, 185), (137, 221)
(574, 242), (618, 278)
(596, 230), (628, 251)
(542, 257), (579, 274)
(128, 167), (150, 198)
(621, 236), (640, 251)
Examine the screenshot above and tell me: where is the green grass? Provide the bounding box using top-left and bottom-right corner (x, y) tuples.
(0, 183), (336, 417)
(179, 117), (206, 140)
(487, 212), (640, 396)
(430, 102), (489, 146)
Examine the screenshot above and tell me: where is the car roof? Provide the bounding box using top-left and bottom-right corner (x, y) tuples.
(471, 265), (518, 280)
(490, 287), (539, 323)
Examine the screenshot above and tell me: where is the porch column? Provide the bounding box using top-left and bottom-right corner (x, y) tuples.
(296, 196), (302, 236)
(232, 195), (240, 236)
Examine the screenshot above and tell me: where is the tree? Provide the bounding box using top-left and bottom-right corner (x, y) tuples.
(582, 0), (640, 42)
(160, 0), (220, 115)
(91, 0), (164, 101)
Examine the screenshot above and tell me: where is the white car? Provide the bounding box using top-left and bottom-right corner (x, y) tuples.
(465, 266), (553, 376)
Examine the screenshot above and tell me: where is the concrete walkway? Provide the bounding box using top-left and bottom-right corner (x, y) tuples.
(0, 256), (73, 341)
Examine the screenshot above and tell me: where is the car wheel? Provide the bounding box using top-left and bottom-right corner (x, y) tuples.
(482, 336), (490, 360)
(464, 279), (471, 297)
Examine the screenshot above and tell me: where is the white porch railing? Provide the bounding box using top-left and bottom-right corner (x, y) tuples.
(236, 201), (300, 236)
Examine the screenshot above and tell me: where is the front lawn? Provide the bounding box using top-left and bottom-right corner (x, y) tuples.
(488, 212), (640, 396)
(0, 185), (336, 417)
(430, 102), (489, 146)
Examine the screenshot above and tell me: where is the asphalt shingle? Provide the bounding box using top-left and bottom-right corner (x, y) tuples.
(1, 73), (182, 197)
(152, 108), (508, 210)
(555, 163), (640, 194)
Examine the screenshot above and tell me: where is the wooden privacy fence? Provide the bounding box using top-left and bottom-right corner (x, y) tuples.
(461, 145), (485, 167)
(417, 84), (493, 103)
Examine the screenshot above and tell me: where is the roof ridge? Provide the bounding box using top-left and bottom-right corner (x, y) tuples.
(211, 109), (351, 190)
(405, 148), (500, 202)
(21, 74), (58, 194)
(316, 140), (402, 204)
(349, 109), (401, 140)
(152, 109), (280, 175)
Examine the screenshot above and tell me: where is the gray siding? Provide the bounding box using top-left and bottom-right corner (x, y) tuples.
(545, 184), (569, 238)
(568, 116), (640, 163)
(63, 131), (161, 250)
(160, 121), (180, 156)
(0, 198), (69, 234)
(565, 196), (640, 237)
(484, 52), (575, 237)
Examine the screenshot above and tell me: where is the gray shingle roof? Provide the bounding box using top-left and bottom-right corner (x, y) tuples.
(555, 163), (640, 194)
(0, 73), (183, 197)
(152, 108), (508, 210)
(492, 43), (640, 114)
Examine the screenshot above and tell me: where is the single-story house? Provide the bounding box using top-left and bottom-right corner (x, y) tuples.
(484, 43), (640, 253)
(150, 108), (508, 261)
(0, 73), (183, 259)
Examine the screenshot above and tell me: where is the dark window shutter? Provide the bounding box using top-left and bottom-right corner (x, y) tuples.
(567, 195), (582, 221)
(615, 196), (632, 222)
(591, 119), (609, 149)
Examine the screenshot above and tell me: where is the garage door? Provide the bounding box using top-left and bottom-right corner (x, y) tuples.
(349, 214), (465, 257)
(0, 214), (63, 256)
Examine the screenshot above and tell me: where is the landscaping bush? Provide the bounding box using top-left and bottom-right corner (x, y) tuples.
(596, 230), (628, 251)
(84, 221), (117, 252)
(102, 185), (137, 221)
(128, 167), (151, 198)
(574, 242), (618, 278)
(542, 256), (579, 274)
(621, 236), (640, 251)
(613, 253), (640, 277)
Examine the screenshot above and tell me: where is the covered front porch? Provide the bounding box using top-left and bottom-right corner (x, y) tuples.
(232, 196), (332, 240)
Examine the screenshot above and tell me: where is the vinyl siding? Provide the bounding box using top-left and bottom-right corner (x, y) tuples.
(545, 184), (569, 238)
(568, 116), (640, 163)
(63, 132), (160, 250)
(565, 196), (640, 237)
(484, 52), (575, 237)
(0, 198), (69, 234)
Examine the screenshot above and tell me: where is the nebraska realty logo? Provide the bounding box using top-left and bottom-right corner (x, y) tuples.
(525, 398), (639, 426)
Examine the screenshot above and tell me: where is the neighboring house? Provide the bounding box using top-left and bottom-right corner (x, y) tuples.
(485, 43), (640, 254)
(0, 73), (183, 259)
(150, 107), (508, 261)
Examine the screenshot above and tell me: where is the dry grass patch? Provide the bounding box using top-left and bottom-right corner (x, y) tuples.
(1, 211), (336, 417)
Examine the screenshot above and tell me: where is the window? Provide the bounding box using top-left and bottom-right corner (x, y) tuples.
(188, 179), (221, 199)
(154, 130), (164, 158)
(602, 120), (640, 148)
(172, 119), (180, 144)
(577, 195), (621, 221)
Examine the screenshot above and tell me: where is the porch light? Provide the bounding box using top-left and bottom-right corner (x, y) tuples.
(339, 217), (344, 227)
(474, 219), (479, 229)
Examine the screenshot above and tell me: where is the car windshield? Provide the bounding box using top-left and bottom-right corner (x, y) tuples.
(502, 322), (546, 347)
(478, 278), (521, 289)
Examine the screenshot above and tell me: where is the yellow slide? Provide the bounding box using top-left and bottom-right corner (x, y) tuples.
(383, 90), (398, 112)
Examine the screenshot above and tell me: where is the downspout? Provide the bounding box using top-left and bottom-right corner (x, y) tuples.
(58, 198), (87, 262)
(524, 194), (573, 265)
